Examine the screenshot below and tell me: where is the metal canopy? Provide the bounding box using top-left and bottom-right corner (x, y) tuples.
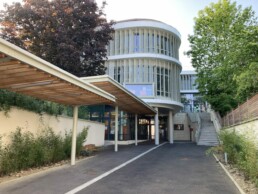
(0, 38), (115, 106)
(81, 75), (156, 115)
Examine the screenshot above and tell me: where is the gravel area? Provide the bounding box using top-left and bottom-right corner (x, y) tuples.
(215, 153), (258, 194)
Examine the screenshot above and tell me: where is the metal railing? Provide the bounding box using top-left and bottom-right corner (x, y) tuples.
(222, 94), (258, 127)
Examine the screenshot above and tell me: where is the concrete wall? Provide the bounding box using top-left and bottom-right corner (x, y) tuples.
(174, 113), (191, 141)
(0, 107), (105, 146)
(225, 119), (258, 147)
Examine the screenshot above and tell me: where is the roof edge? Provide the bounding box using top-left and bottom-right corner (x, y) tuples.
(0, 38), (116, 103)
(81, 75), (157, 114)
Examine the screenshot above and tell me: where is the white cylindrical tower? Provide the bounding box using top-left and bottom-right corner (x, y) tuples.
(106, 19), (183, 113)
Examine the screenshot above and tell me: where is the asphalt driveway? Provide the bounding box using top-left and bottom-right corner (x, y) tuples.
(0, 142), (240, 194)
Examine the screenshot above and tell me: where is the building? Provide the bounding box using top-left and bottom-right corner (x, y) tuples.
(99, 19), (183, 144)
(180, 70), (205, 112)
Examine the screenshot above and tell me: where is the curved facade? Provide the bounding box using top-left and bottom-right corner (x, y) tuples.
(105, 19), (183, 112)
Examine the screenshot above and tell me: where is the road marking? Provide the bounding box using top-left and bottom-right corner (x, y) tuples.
(65, 142), (167, 194)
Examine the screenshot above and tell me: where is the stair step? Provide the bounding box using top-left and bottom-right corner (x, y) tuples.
(197, 112), (220, 146)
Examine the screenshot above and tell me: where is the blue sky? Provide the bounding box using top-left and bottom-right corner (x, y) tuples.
(1, 0), (258, 70)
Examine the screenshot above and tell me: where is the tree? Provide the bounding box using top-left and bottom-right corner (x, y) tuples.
(0, 0), (114, 77)
(234, 25), (258, 101)
(186, 0), (257, 116)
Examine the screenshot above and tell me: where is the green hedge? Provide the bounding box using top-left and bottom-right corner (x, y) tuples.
(0, 127), (88, 176)
(220, 130), (258, 187)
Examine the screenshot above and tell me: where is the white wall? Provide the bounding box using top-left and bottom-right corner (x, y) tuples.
(0, 107), (105, 147)
(225, 119), (258, 147)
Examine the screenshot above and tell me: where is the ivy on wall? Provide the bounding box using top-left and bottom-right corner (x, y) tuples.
(0, 89), (89, 119)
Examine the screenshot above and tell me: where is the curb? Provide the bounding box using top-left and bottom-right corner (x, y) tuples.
(213, 154), (245, 194)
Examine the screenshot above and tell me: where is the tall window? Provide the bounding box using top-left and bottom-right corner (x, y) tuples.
(127, 33), (130, 53)
(164, 37), (167, 55)
(161, 36), (164, 54)
(137, 65), (140, 82)
(160, 67), (164, 96)
(157, 67), (160, 96)
(165, 69), (169, 97)
(147, 33), (150, 52)
(157, 35), (160, 53)
(152, 34), (155, 52)
(156, 66), (170, 98)
(171, 39), (174, 57)
(168, 38), (171, 56)
(117, 32), (120, 54)
(114, 65), (121, 83)
(134, 33), (140, 52)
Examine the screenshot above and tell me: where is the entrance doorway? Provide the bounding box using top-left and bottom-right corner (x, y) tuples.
(139, 116), (169, 142)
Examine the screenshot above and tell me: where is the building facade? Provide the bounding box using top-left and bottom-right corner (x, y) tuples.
(103, 19), (183, 143)
(180, 70), (205, 112)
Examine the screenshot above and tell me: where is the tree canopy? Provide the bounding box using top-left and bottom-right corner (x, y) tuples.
(187, 0), (258, 116)
(0, 0), (114, 77)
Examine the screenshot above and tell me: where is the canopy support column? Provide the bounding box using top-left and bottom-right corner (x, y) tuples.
(71, 105), (79, 165)
(114, 105), (118, 152)
(169, 110), (174, 144)
(135, 114), (138, 146)
(154, 107), (159, 145)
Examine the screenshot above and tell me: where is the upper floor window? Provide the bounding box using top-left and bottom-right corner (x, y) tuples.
(134, 33), (140, 52)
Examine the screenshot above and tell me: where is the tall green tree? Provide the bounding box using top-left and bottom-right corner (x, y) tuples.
(0, 0), (114, 77)
(187, 0), (257, 115)
(234, 25), (258, 101)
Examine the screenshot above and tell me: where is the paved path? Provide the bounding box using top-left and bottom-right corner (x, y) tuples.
(0, 143), (240, 194)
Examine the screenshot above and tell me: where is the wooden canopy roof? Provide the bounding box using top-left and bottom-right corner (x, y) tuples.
(81, 75), (156, 115)
(0, 38), (155, 115)
(0, 38), (115, 106)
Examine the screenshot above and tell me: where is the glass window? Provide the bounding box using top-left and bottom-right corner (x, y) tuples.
(164, 37), (167, 55)
(168, 38), (170, 56)
(148, 66), (150, 82)
(161, 36), (164, 54)
(137, 65), (140, 82)
(134, 33), (140, 52)
(165, 69), (169, 97)
(114, 66), (117, 80)
(117, 66), (120, 83)
(128, 33), (130, 52)
(157, 67), (160, 96)
(117, 32), (120, 53)
(157, 35), (160, 53)
(147, 33), (150, 52)
(125, 84), (154, 97)
(160, 67), (164, 96)
(152, 34), (155, 52)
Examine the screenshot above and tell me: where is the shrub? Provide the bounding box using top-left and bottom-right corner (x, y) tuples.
(0, 128), (35, 174)
(76, 127), (88, 156)
(63, 127), (88, 157)
(220, 130), (258, 186)
(0, 126), (89, 176)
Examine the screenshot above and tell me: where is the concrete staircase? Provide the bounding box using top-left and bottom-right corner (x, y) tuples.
(198, 112), (219, 146)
